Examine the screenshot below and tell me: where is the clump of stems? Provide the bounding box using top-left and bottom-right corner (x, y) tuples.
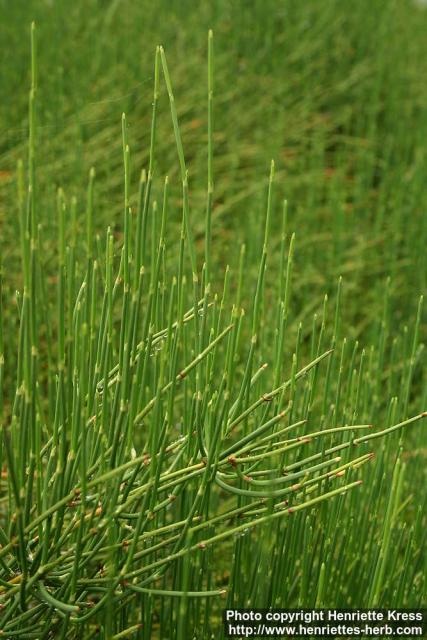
(0, 24), (425, 638)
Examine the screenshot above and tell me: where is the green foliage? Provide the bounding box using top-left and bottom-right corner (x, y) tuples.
(0, 2), (427, 638)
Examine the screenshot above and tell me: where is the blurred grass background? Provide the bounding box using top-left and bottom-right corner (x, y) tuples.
(1, 0), (427, 340)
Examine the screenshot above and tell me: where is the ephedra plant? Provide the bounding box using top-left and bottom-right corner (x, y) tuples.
(0, 25), (426, 639)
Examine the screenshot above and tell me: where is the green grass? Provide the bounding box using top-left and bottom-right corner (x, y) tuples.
(1, 2), (427, 638)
